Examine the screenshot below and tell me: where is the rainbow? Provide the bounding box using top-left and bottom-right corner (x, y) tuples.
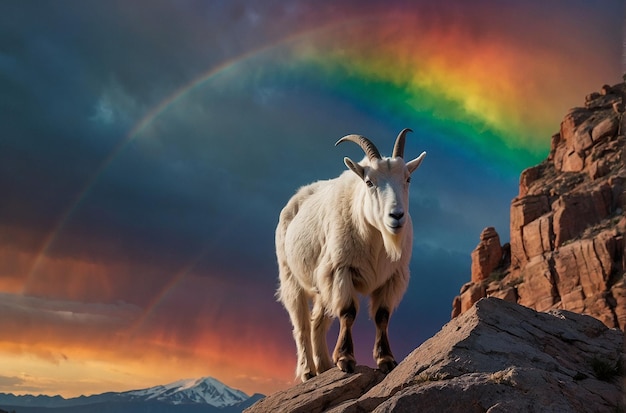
(289, 13), (562, 169)
(25, 10), (575, 309)
(22, 18), (369, 294)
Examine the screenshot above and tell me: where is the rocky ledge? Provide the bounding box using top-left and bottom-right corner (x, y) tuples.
(452, 81), (626, 330)
(246, 298), (624, 412)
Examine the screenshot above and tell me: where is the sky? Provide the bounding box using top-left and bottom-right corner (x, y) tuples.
(0, 0), (623, 399)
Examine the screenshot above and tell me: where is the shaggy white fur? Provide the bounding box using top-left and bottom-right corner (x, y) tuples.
(276, 129), (426, 381)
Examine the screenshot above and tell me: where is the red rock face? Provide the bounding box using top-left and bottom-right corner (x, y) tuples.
(470, 227), (503, 283)
(452, 81), (626, 330)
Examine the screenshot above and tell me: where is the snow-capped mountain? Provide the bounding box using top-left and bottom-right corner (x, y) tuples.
(0, 376), (264, 413)
(124, 376), (249, 406)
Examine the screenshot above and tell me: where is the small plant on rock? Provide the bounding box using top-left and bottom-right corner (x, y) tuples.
(591, 356), (623, 382)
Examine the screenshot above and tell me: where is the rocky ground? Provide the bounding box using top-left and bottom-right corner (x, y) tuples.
(246, 82), (626, 412)
(246, 298), (624, 412)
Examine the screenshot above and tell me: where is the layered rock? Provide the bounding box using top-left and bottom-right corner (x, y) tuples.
(246, 298), (624, 412)
(452, 81), (626, 330)
(470, 227), (504, 283)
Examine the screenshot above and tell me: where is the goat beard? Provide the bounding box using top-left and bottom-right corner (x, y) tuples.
(382, 230), (404, 262)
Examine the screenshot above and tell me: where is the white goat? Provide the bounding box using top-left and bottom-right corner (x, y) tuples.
(276, 128), (426, 381)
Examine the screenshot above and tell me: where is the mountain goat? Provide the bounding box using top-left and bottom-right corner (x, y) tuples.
(276, 128), (426, 381)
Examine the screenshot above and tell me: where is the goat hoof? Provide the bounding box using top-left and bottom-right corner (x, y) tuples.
(377, 359), (397, 374)
(336, 357), (356, 373)
(300, 371), (316, 381)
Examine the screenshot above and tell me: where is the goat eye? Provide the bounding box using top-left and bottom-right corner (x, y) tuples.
(406, 176), (412, 184)
(365, 179), (374, 188)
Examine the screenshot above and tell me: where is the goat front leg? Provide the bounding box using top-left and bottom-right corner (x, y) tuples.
(370, 271), (408, 373)
(333, 302), (357, 373)
(373, 306), (397, 373)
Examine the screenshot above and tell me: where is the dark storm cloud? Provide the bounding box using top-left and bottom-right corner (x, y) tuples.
(1, 30), (475, 279)
(0, 1), (305, 258)
(0, 0), (599, 299)
(1, 0), (622, 397)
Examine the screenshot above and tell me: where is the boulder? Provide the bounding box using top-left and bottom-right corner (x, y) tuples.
(516, 255), (557, 311)
(246, 298), (624, 413)
(470, 227), (503, 283)
(510, 194), (550, 267)
(592, 115), (619, 143)
(519, 164), (543, 197)
(552, 184), (613, 247)
(245, 365), (384, 413)
(611, 280), (626, 329)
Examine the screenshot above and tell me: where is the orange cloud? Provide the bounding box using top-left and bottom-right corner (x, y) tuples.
(0, 272), (295, 398)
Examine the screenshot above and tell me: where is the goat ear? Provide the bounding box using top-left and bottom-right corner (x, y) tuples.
(406, 151), (426, 174)
(344, 157), (365, 179)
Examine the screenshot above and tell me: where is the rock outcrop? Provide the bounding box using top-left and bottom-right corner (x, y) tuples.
(247, 82), (626, 413)
(452, 81), (626, 330)
(246, 298), (624, 412)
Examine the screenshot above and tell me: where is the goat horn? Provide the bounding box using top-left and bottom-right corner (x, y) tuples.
(335, 134), (382, 161)
(392, 128), (413, 158)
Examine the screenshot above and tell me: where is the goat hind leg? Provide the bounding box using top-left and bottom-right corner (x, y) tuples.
(311, 297), (333, 374)
(278, 277), (316, 381)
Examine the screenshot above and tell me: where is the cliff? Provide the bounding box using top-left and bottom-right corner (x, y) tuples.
(246, 83), (626, 412)
(246, 298), (624, 412)
(452, 81), (626, 330)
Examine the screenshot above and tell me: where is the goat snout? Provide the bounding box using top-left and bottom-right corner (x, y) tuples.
(387, 208), (405, 232)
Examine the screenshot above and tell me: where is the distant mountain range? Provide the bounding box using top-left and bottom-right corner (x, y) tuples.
(0, 376), (264, 413)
